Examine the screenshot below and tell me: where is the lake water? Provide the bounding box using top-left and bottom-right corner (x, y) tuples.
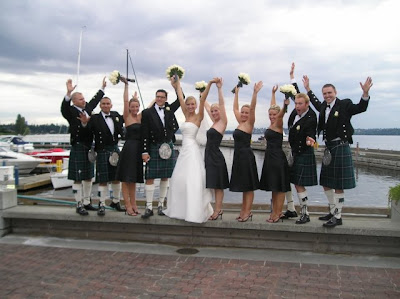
(24, 134), (400, 207)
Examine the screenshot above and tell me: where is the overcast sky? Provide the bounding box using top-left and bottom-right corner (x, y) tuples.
(0, 0), (399, 130)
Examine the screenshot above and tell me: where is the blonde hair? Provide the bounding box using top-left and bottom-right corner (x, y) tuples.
(185, 96), (197, 104)
(241, 104), (250, 110)
(210, 103), (220, 110)
(269, 104), (281, 112)
(129, 98), (140, 105)
(295, 93), (310, 103)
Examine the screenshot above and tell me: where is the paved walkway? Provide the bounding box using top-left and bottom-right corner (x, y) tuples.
(0, 236), (399, 298)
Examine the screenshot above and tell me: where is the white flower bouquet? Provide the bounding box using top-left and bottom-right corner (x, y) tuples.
(195, 81), (208, 93)
(166, 64), (185, 81)
(231, 73), (251, 93)
(109, 70), (121, 85)
(279, 84), (297, 100)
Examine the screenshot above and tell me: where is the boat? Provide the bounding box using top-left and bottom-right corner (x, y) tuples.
(27, 148), (70, 163)
(0, 135), (34, 152)
(0, 146), (51, 175)
(51, 169), (73, 189)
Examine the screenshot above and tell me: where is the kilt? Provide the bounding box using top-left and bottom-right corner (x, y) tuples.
(290, 147), (318, 186)
(95, 145), (120, 183)
(320, 141), (355, 190)
(145, 142), (177, 179)
(68, 143), (94, 181)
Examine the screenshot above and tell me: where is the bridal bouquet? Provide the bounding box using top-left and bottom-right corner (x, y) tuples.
(279, 84), (297, 100)
(109, 70), (121, 85)
(195, 81), (208, 93)
(166, 64), (185, 81)
(231, 72), (251, 93)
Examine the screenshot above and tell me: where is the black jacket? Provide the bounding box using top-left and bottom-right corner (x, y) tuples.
(89, 111), (124, 151)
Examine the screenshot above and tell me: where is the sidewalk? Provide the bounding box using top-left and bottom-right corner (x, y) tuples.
(1, 236), (399, 298)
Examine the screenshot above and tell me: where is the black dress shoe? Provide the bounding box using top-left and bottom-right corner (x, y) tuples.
(84, 204), (98, 211)
(323, 217), (342, 228)
(76, 205), (89, 216)
(318, 213), (333, 221)
(295, 214), (310, 224)
(97, 204), (106, 216)
(281, 210), (298, 219)
(109, 202), (126, 212)
(141, 208), (154, 219)
(157, 206), (165, 216)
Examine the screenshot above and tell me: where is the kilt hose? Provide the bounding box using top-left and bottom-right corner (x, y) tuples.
(95, 145), (120, 183)
(68, 143), (94, 181)
(290, 147), (318, 186)
(320, 140), (356, 190)
(145, 142), (177, 179)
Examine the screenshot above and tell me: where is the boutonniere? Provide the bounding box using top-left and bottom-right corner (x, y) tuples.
(296, 125), (300, 131)
(334, 111), (339, 117)
(165, 107), (170, 111)
(115, 117), (119, 122)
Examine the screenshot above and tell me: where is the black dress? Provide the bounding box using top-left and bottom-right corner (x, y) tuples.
(259, 129), (290, 192)
(205, 128), (229, 189)
(229, 129), (259, 192)
(115, 123), (144, 183)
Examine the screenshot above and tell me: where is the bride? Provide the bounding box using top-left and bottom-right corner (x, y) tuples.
(164, 76), (214, 223)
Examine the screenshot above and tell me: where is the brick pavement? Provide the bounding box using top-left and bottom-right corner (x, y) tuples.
(0, 243), (399, 298)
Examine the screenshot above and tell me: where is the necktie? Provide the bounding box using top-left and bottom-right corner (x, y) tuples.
(327, 104), (330, 109)
(105, 115), (112, 118)
(159, 106), (165, 111)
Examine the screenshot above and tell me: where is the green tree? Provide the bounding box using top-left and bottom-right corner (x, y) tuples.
(15, 114), (29, 135)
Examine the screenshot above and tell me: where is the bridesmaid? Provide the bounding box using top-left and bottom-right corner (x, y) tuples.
(229, 81), (263, 222)
(259, 85), (291, 222)
(115, 77), (144, 216)
(204, 78), (229, 220)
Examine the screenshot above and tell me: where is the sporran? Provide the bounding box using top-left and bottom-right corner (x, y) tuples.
(286, 150), (294, 167)
(159, 142), (172, 159)
(88, 147), (97, 163)
(109, 151), (119, 166)
(322, 148), (332, 166)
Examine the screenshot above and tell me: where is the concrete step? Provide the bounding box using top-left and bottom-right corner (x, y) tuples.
(3, 205), (400, 257)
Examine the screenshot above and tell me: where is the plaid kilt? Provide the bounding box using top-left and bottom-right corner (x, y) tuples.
(320, 141), (355, 190)
(145, 142), (177, 179)
(290, 147), (318, 186)
(95, 145), (120, 183)
(68, 143), (94, 181)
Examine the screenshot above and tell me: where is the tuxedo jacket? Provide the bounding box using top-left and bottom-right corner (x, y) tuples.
(61, 90), (104, 146)
(308, 90), (369, 144)
(288, 108), (317, 155)
(141, 98), (180, 153)
(89, 111), (124, 151)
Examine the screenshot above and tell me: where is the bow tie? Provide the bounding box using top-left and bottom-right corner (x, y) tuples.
(326, 104), (331, 109)
(105, 115), (112, 118)
(158, 106), (165, 111)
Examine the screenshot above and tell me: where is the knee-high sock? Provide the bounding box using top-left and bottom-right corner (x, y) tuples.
(324, 189), (335, 214)
(111, 182), (121, 203)
(334, 193), (344, 219)
(158, 180), (169, 207)
(145, 184), (155, 210)
(72, 183), (82, 204)
(297, 191), (309, 215)
(285, 191), (295, 212)
(98, 185), (108, 206)
(82, 180), (92, 205)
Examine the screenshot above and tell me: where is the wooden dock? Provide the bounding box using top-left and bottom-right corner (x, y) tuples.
(2, 173), (51, 191)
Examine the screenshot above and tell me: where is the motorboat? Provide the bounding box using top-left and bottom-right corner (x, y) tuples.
(0, 146), (51, 174)
(0, 135), (34, 152)
(27, 148), (70, 163)
(50, 158), (73, 189)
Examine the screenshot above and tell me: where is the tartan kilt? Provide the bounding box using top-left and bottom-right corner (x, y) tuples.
(290, 147), (318, 186)
(68, 143), (94, 181)
(320, 141), (355, 190)
(145, 142), (177, 179)
(95, 145), (120, 183)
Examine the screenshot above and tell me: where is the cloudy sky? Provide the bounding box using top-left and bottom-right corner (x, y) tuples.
(0, 0), (399, 130)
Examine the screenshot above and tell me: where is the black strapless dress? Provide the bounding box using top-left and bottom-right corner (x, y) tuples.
(229, 129), (259, 192)
(115, 123), (144, 183)
(205, 128), (229, 189)
(259, 129), (290, 192)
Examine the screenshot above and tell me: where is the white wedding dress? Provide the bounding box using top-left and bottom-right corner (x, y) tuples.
(164, 121), (213, 223)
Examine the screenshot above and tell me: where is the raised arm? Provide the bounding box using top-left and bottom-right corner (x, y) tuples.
(233, 87), (241, 123)
(270, 84), (278, 106)
(170, 76), (186, 116)
(290, 62), (300, 94)
(204, 100), (212, 119)
(216, 78), (227, 125)
(120, 77), (130, 120)
(249, 81), (263, 125)
(303, 75), (322, 112)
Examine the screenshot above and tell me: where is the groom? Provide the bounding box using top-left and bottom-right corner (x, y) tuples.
(141, 87), (182, 218)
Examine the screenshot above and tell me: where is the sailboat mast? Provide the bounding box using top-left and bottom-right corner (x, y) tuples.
(76, 26), (86, 88)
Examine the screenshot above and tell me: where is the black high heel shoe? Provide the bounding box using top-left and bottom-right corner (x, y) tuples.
(209, 210), (223, 220)
(238, 213), (253, 222)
